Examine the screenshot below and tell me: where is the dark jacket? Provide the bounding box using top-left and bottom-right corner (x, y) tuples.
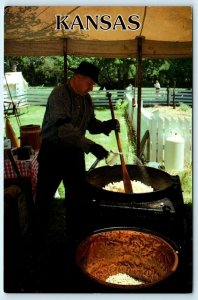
(40, 83), (104, 153)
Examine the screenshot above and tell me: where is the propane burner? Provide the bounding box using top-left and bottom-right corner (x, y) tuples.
(82, 165), (185, 245)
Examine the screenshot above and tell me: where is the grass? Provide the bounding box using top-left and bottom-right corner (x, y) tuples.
(5, 105), (134, 167)
(4, 105), (192, 204)
(168, 166), (192, 205)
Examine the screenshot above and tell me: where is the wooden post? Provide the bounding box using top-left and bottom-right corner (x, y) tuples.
(136, 36), (144, 159)
(173, 80), (176, 109)
(63, 39), (68, 82)
(167, 80), (170, 106)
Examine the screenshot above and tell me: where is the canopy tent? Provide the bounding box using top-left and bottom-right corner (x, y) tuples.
(4, 6), (192, 58)
(4, 6), (192, 158)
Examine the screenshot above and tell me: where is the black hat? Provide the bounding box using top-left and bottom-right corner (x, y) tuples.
(69, 61), (100, 83)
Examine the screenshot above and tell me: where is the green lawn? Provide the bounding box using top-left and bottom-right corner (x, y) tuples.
(5, 105), (192, 204)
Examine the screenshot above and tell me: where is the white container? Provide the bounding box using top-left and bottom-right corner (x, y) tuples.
(164, 134), (185, 172)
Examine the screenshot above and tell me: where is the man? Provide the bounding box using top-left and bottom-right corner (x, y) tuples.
(154, 80), (161, 94)
(34, 61), (120, 238)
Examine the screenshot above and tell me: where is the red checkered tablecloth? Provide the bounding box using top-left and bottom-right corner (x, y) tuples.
(4, 152), (39, 197)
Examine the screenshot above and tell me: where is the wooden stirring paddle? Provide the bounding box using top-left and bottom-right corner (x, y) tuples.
(107, 92), (133, 193)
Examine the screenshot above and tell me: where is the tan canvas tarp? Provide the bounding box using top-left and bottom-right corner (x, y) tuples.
(4, 6), (192, 58)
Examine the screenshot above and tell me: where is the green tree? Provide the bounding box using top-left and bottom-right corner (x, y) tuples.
(4, 56), (192, 88)
(36, 57), (64, 86)
(166, 58), (192, 88)
(142, 58), (192, 88)
(93, 58), (137, 89)
(141, 59), (170, 87)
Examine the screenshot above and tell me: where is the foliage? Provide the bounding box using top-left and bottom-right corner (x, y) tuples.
(166, 58), (192, 88)
(115, 99), (129, 111)
(169, 166), (192, 205)
(4, 56), (192, 89)
(142, 59), (169, 86)
(4, 56), (65, 86)
(179, 102), (191, 112)
(94, 57), (137, 89)
(179, 168), (192, 205)
(115, 100), (137, 161)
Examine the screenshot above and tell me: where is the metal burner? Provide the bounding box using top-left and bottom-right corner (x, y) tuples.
(99, 198), (176, 214)
(77, 165), (186, 247)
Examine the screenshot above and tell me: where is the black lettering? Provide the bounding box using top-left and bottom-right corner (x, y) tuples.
(55, 15), (69, 30)
(86, 15), (99, 30)
(70, 15), (84, 30)
(113, 15), (126, 30)
(100, 15), (111, 30)
(55, 14), (142, 31)
(128, 15), (141, 30)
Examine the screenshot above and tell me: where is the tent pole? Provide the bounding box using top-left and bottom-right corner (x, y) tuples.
(136, 36), (144, 159)
(63, 39), (68, 82)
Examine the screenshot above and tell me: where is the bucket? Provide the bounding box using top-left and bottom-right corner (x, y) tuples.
(20, 125), (41, 151)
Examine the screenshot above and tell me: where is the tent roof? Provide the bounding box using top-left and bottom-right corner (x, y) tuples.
(4, 6), (192, 58)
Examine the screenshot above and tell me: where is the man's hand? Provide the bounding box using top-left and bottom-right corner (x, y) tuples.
(90, 143), (109, 160)
(102, 119), (120, 135)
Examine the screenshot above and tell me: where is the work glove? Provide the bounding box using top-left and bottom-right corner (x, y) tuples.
(102, 119), (120, 136)
(90, 143), (109, 160)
